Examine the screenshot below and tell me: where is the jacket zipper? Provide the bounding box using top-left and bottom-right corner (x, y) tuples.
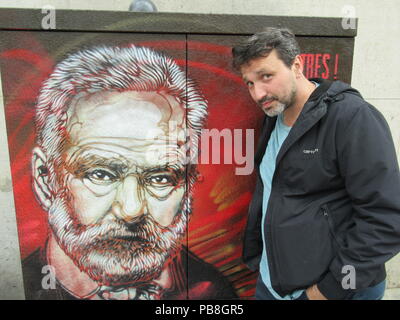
(265, 175), (284, 295)
(322, 205), (341, 249)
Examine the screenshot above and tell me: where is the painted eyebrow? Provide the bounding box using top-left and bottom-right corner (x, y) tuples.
(141, 164), (186, 178)
(66, 153), (186, 177)
(65, 153), (129, 176)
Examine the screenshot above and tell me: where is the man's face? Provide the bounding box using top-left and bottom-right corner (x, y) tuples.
(240, 49), (298, 117)
(47, 90), (189, 286)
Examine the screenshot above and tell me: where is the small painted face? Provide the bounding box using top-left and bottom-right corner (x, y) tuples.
(240, 49), (298, 117)
(48, 90), (190, 285)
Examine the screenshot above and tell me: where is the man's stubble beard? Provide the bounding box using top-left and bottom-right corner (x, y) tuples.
(261, 80), (297, 118)
(47, 183), (190, 287)
(264, 101), (286, 117)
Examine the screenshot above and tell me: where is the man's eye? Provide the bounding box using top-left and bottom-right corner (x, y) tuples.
(246, 81), (254, 88)
(148, 174), (176, 187)
(262, 74), (271, 80)
(85, 169), (118, 184)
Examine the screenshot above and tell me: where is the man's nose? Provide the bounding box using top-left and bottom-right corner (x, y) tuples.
(112, 176), (146, 223)
(251, 82), (267, 103)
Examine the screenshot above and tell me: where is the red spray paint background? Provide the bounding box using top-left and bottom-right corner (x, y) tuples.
(1, 35), (261, 298)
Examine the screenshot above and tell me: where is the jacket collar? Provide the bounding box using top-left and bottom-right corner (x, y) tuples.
(255, 78), (333, 167)
(275, 98), (328, 166)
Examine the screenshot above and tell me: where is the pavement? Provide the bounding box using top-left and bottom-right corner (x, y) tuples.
(383, 288), (400, 300)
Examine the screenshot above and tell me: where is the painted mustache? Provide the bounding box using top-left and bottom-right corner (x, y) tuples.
(85, 213), (173, 251)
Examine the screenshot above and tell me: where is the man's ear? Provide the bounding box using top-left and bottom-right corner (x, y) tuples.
(292, 54), (304, 78)
(32, 146), (53, 210)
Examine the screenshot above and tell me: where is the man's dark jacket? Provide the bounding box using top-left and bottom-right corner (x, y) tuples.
(243, 78), (400, 299)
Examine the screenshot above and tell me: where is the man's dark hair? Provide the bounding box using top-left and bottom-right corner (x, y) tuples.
(232, 27), (300, 70)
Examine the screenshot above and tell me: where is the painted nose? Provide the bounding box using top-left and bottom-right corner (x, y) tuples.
(112, 176), (146, 223)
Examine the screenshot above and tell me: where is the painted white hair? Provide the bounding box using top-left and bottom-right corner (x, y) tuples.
(35, 44), (207, 187)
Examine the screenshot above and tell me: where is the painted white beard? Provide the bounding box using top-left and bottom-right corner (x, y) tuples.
(264, 101), (286, 117)
(47, 188), (190, 286)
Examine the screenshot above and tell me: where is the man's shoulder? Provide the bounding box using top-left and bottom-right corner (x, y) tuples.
(323, 82), (383, 125)
(22, 249), (75, 300)
(183, 248), (223, 280)
(22, 249), (45, 289)
(22, 247), (239, 300)
(22, 249), (47, 299)
(327, 82), (366, 110)
(181, 248), (238, 299)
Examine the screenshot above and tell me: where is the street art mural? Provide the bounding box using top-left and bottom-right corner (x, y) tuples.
(24, 44), (239, 300)
(0, 26), (353, 300)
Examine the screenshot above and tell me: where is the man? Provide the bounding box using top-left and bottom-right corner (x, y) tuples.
(23, 44), (237, 300)
(232, 27), (400, 300)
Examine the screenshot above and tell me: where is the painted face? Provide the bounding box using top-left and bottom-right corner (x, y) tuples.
(47, 90), (190, 286)
(240, 49), (298, 117)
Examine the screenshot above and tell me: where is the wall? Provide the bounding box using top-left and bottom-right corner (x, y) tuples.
(0, 0), (399, 299)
